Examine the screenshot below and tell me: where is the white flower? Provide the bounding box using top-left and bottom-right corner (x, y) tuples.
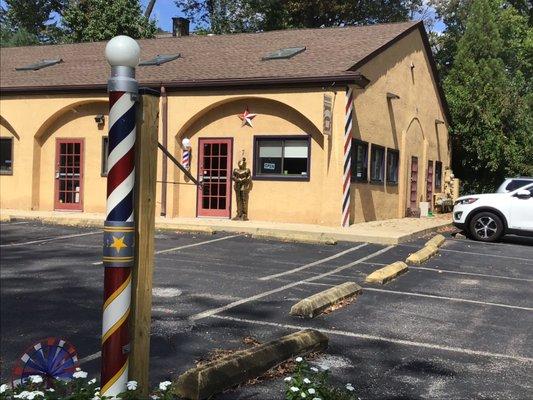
(346, 383), (355, 392)
(14, 391), (30, 399)
(320, 365), (329, 371)
(88, 378), (96, 385)
(75, 367), (81, 371)
(127, 380), (138, 391)
(29, 391), (44, 399)
(295, 357), (303, 362)
(312, 398), (322, 400)
(303, 378), (311, 384)
(47, 389), (55, 392)
(301, 393), (307, 398)
(290, 386), (299, 392)
(0, 384), (7, 394)
(284, 377), (292, 382)
(92, 391), (101, 400)
(73, 370), (88, 379)
(310, 367), (319, 372)
(159, 381), (171, 391)
(308, 388), (316, 394)
(29, 376), (43, 384)
(150, 396), (160, 400)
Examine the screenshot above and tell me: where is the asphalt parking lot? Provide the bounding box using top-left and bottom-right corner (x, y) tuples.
(1, 221), (532, 399)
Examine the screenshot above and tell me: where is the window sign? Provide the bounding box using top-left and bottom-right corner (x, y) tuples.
(351, 140), (368, 181)
(386, 149), (399, 184)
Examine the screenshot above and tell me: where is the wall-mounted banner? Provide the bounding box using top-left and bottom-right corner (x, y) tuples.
(323, 94), (333, 136)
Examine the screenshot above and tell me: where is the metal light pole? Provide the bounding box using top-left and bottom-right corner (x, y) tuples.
(101, 35), (140, 397)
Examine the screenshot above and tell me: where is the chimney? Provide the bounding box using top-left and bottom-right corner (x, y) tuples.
(172, 17), (190, 37)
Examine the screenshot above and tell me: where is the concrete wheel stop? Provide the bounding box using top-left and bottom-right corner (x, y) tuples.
(174, 329), (328, 400)
(365, 261), (408, 284)
(290, 282), (362, 318)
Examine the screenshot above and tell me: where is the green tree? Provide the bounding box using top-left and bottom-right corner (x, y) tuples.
(2, 0), (64, 44)
(175, 0), (424, 34)
(443, 0), (532, 193)
(61, 0), (157, 42)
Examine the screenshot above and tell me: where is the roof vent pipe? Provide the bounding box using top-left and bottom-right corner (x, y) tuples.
(172, 17), (190, 37)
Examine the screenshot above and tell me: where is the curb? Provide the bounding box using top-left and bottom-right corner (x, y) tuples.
(156, 222), (216, 235)
(365, 261), (408, 284)
(290, 282), (362, 318)
(174, 329), (328, 400)
(0, 214), (10, 222)
(406, 244), (439, 265)
(252, 230), (337, 245)
(425, 234), (446, 248)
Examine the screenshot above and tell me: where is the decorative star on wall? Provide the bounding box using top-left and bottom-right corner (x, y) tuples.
(238, 107), (257, 127)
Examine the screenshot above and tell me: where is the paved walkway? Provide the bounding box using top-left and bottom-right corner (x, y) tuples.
(0, 209), (450, 245)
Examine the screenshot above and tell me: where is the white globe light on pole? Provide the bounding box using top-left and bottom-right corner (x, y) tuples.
(182, 138), (191, 149)
(105, 35), (141, 67)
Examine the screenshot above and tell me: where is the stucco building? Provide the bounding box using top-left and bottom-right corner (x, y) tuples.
(0, 21), (450, 227)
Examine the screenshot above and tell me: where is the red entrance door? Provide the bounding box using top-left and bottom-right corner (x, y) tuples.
(197, 138), (232, 218)
(54, 139), (84, 211)
(409, 156), (418, 213)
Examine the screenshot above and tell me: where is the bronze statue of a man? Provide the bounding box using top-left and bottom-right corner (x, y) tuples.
(232, 157), (252, 220)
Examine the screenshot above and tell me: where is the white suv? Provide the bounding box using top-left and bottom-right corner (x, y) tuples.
(453, 183), (533, 242)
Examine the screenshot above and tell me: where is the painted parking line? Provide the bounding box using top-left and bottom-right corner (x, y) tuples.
(210, 315), (533, 364)
(0, 231), (101, 247)
(302, 282), (533, 311)
(0, 221), (29, 225)
(92, 234), (242, 265)
(258, 243), (369, 281)
(189, 246), (393, 321)
(79, 351), (101, 365)
(357, 261), (533, 283)
(400, 243), (533, 263)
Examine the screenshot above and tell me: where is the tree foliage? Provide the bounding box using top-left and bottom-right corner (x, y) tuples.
(175, 0), (424, 34)
(1, 0), (64, 45)
(443, 0), (532, 193)
(61, 0), (157, 42)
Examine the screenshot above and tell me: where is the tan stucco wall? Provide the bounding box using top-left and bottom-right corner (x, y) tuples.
(162, 90), (343, 225)
(0, 28), (450, 226)
(349, 29), (450, 222)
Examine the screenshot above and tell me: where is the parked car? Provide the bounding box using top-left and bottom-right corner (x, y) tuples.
(453, 183), (533, 242)
(495, 177), (533, 193)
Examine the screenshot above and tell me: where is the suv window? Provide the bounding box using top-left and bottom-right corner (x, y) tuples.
(506, 179), (531, 191)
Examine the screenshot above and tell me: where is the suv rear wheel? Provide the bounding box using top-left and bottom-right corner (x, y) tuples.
(468, 211), (504, 242)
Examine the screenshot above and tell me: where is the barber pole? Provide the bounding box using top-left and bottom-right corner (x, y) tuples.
(182, 148), (190, 170)
(342, 86), (353, 227)
(101, 36), (140, 397)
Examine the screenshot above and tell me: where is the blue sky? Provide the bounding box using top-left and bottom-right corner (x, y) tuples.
(1, 0), (444, 34)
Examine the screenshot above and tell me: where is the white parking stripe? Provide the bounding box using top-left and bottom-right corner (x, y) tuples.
(189, 246), (393, 321)
(79, 351), (101, 365)
(0, 231), (101, 247)
(409, 266), (533, 282)
(362, 287), (533, 311)
(400, 243), (533, 263)
(258, 243), (368, 281)
(210, 315), (533, 363)
(92, 234), (242, 265)
(356, 261), (533, 282)
(1, 221), (29, 225)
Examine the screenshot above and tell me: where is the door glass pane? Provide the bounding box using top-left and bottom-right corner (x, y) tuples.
(219, 197), (226, 209)
(220, 143), (227, 155)
(212, 144), (219, 156)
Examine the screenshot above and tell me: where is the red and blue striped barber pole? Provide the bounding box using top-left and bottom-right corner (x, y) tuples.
(182, 148), (190, 170)
(342, 86), (353, 227)
(101, 36), (140, 398)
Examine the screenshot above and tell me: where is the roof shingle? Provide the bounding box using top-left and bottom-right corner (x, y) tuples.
(0, 21), (418, 91)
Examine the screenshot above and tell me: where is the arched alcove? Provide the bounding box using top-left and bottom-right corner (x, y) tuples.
(31, 100), (109, 210)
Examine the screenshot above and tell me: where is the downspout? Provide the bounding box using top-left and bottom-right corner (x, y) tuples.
(160, 85), (168, 217)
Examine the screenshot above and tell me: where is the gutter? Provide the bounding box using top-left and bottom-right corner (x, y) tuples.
(0, 73), (369, 95)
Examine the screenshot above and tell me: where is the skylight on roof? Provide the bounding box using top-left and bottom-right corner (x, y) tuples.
(139, 53), (181, 66)
(16, 59), (63, 71)
(262, 46), (306, 60)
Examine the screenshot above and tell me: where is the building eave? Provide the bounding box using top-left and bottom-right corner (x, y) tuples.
(0, 73), (370, 95)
